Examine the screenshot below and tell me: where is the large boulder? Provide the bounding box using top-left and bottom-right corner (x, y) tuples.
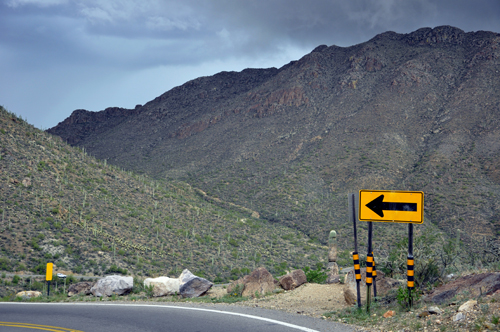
(228, 267), (277, 297)
(179, 269), (213, 298)
(16, 291), (42, 299)
(279, 269), (307, 290)
(343, 287), (357, 306)
(68, 281), (94, 297)
(144, 277), (180, 297)
(90, 275), (133, 297)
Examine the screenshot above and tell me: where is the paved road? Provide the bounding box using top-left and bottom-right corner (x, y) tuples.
(0, 302), (356, 332)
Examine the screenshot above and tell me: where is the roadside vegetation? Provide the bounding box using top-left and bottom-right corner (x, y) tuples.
(0, 105), (327, 283)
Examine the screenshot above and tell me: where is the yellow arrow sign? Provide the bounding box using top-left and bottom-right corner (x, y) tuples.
(359, 190), (424, 224)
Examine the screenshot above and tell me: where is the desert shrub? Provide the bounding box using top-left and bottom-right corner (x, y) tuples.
(106, 264), (127, 275)
(12, 275), (20, 284)
(0, 258), (13, 271)
(396, 285), (421, 310)
(303, 263), (327, 284)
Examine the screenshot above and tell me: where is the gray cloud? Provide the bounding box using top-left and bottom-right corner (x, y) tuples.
(1, 0), (499, 128)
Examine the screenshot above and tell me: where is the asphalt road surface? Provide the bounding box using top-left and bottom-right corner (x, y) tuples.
(0, 302), (356, 332)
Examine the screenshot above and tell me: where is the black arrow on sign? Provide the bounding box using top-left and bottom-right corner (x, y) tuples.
(366, 195), (417, 218)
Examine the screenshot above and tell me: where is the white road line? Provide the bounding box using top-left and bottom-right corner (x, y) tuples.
(1, 303), (321, 332)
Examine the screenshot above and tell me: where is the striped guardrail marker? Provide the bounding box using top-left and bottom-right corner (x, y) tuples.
(366, 252), (373, 286)
(352, 252), (361, 282)
(407, 254), (415, 289)
(372, 252), (377, 299)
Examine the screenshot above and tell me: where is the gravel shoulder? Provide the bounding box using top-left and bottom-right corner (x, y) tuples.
(208, 283), (349, 318)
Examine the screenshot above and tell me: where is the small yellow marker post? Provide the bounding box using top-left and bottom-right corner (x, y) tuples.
(46, 263), (53, 296)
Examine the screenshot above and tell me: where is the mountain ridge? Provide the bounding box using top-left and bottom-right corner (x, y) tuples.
(48, 25), (500, 255)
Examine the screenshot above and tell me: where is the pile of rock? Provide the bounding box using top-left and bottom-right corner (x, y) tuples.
(326, 230), (340, 284)
(144, 269), (213, 298)
(227, 267), (308, 297)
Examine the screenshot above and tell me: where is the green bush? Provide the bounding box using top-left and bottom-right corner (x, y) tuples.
(227, 283), (244, 297)
(303, 263), (327, 284)
(396, 285), (421, 310)
(12, 275), (20, 284)
(106, 264), (127, 275)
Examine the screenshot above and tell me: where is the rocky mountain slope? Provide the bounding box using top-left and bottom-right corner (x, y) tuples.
(48, 26), (500, 259)
(0, 106), (328, 280)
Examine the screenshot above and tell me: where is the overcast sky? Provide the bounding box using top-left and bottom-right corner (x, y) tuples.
(1, 0), (500, 129)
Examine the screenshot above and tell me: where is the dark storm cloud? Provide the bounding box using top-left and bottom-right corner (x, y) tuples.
(1, 0), (499, 129)
(3, 0), (500, 69)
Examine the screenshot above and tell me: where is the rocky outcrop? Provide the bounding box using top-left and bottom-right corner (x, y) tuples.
(47, 107), (139, 145)
(426, 272), (500, 304)
(228, 267), (277, 298)
(179, 269), (213, 298)
(90, 275), (133, 297)
(67, 281), (94, 296)
(144, 277), (180, 297)
(279, 269), (307, 290)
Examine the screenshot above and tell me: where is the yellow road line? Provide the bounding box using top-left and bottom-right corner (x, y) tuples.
(0, 322), (83, 332)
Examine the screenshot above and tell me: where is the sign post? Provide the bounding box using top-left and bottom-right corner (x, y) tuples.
(359, 190), (424, 309)
(46, 263), (53, 297)
(348, 193), (362, 309)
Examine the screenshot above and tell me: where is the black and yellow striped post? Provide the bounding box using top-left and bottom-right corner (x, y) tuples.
(352, 251), (362, 308)
(407, 223), (415, 308)
(407, 254), (415, 307)
(366, 252), (374, 311)
(372, 252), (377, 300)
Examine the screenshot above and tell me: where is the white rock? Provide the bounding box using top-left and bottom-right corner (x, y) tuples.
(16, 291), (42, 299)
(428, 306), (442, 315)
(90, 275), (133, 297)
(453, 312), (465, 321)
(179, 269), (213, 298)
(144, 277), (180, 297)
(458, 300), (477, 312)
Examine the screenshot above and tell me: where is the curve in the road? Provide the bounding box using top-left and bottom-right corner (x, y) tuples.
(0, 321), (83, 331)
(1, 303), (326, 332)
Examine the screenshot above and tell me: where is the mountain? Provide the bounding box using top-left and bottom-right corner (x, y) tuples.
(48, 26), (500, 258)
(0, 106), (329, 282)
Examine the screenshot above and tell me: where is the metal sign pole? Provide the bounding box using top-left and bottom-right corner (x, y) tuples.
(349, 193), (362, 308)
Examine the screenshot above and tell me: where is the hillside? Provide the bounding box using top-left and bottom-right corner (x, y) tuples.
(0, 106), (329, 281)
(48, 26), (500, 262)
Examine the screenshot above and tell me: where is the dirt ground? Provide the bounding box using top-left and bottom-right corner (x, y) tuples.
(206, 276), (500, 332)
(208, 283), (350, 318)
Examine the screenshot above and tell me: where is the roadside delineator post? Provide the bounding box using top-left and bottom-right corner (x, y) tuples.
(46, 262), (53, 297)
(372, 252), (377, 300)
(366, 221), (373, 312)
(407, 223), (415, 308)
